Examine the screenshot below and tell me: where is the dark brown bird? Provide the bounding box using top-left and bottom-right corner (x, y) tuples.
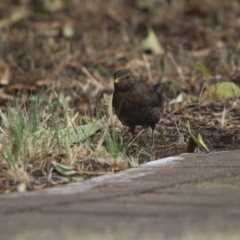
(112, 69), (167, 146)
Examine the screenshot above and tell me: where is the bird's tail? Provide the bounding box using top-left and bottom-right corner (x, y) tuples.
(152, 83), (168, 94)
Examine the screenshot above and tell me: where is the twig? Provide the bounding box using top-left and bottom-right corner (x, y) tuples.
(167, 52), (184, 81)
(142, 54), (153, 82)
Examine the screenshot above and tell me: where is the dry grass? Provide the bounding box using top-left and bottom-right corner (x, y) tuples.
(0, 93), (145, 192)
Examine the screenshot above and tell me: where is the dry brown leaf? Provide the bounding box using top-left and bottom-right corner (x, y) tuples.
(32, 21), (62, 30)
(0, 65), (10, 86)
(111, 164), (120, 173)
(6, 83), (37, 93)
(0, 8), (32, 29)
(44, 0), (64, 12)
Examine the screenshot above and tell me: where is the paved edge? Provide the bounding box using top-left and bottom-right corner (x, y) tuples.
(1, 155), (185, 199)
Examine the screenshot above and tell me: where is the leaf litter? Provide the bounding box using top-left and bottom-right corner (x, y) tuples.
(0, 0), (240, 193)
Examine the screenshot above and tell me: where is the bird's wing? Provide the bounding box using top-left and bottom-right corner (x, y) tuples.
(136, 83), (164, 107)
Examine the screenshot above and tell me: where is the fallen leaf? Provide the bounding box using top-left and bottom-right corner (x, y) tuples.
(111, 164), (120, 172)
(187, 121), (209, 153)
(0, 65), (10, 86)
(6, 83), (37, 93)
(194, 63), (210, 76)
(0, 8), (32, 30)
(52, 161), (76, 176)
(43, 0), (64, 12)
(17, 182), (26, 192)
(202, 82), (240, 101)
(62, 24), (74, 38)
(139, 26), (164, 55)
(63, 120), (103, 144)
(169, 93), (199, 105)
(72, 176), (85, 182)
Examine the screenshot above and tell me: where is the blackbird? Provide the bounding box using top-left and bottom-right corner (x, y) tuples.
(112, 69), (167, 146)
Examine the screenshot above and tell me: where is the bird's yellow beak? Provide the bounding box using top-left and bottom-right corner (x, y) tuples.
(115, 78), (120, 83)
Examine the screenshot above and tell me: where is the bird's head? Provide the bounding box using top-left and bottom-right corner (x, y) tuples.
(113, 69), (136, 91)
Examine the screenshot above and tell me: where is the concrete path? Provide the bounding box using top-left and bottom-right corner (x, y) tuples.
(1, 150), (240, 240)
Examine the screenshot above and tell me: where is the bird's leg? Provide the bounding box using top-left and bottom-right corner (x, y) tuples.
(129, 126), (146, 145)
(129, 125), (136, 135)
(127, 125), (136, 144)
(151, 125), (156, 147)
(151, 129), (154, 147)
